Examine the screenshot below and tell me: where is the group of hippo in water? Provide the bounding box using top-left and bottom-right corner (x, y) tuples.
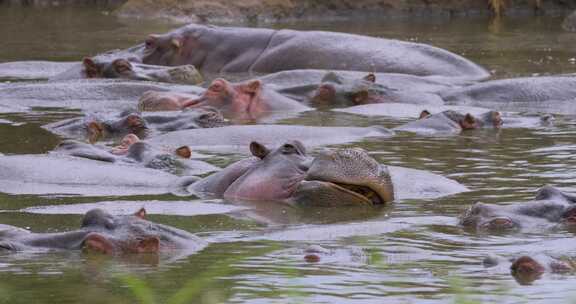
(2, 23), (576, 284)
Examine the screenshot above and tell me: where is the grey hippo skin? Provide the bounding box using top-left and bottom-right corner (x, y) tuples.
(138, 24), (489, 79)
(44, 107), (227, 142)
(0, 79), (204, 113)
(0, 208), (206, 255)
(0, 154), (198, 196)
(190, 141), (468, 205)
(52, 57), (204, 85)
(54, 139), (219, 176)
(460, 185), (576, 233)
(0, 61), (77, 80)
(139, 77), (309, 121)
(394, 110), (503, 134)
(562, 10), (576, 32)
(148, 124), (395, 154)
(441, 75), (576, 114)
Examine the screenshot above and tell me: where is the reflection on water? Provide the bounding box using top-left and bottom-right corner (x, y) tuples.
(2, 5), (576, 304)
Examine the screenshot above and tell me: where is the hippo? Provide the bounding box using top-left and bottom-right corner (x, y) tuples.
(190, 141), (468, 205)
(459, 185), (576, 232)
(277, 72), (444, 107)
(139, 77), (310, 121)
(138, 24), (489, 78)
(258, 69), (472, 95)
(147, 124), (395, 154)
(510, 255), (575, 285)
(44, 112), (149, 143)
(54, 137), (219, 176)
(44, 107), (226, 142)
(441, 75), (576, 114)
(51, 57), (204, 85)
(0, 208), (206, 255)
(0, 154), (198, 196)
(562, 10), (576, 32)
(394, 110), (503, 134)
(0, 79), (204, 113)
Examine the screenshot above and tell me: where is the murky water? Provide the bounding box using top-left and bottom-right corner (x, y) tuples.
(2, 5), (576, 304)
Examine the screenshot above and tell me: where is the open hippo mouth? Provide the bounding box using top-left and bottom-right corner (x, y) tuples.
(295, 148), (394, 206)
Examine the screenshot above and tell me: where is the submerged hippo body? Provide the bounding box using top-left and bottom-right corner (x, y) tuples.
(0, 79), (204, 113)
(54, 139), (219, 176)
(139, 77), (309, 121)
(460, 185), (576, 232)
(52, 57), (203, 85)
(191, 141), (468, 205)
(0, 154), (198, 196)
(140, 24), (489, 78)
(0, 208), (206, 255)
(441, 76), (576, 114)
(148, 125), (395, 154)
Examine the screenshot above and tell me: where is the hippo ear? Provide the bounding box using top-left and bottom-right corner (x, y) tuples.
(244, 80), (262, 94)
(250, 141), (270, 159)
(83, 233), (114, 255)
(321, 71), (343, 84)
(491, 111), (503, 127)
(175, 146), (192, 159)
(113, 59), (133, 74)
(82, 57), (101, 78)
(134, 208), (147, 219)
(171, 38), (182, 50)
(87, 122), (103, 143)
(363, 73), (376, 83)
(145, 34), (159, 48)
(460, 113), (477, 130)
(419, 110), (431, 119)
(135, 237), (160, 253)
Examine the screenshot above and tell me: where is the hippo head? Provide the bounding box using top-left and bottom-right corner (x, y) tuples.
(293, 148), (394, 206)
(510, 256), (545, 284)
(142, 33), (184, 66)
(86, 113), (148, 143)
(81, 208), (160, 255)
(184, 78), (265, 114)
(186, 106), (228, 128)
(223, 141), (311, 201)
(83, 57), (202, 84)
(443, 110), (502, 130)
(312, 72), (378, 105)
(460, 202), (520, 232)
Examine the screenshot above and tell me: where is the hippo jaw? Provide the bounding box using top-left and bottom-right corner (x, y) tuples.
(294, 148), (394, 206)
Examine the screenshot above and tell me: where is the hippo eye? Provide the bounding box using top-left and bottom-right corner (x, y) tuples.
(145, 38), (154, 48)
(282, 144), (298, 154)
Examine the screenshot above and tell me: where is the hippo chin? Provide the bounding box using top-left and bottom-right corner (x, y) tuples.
(0, 208), (206, 255)
(191, 141), (394, 206)
(460, 185), (576, 232)
(138, 24), (488, 79)
(51, 56), (203, 85)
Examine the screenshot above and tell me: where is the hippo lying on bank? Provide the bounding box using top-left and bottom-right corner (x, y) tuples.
(0, 208), (206, 255)
(441, 75), (576, 114)
(44, 107), (226, 142)
(276, 72), (444, 107)
(139, 77), (309, 121)
(0, 79), (204, 113)
(138, 24), (489, 78)
(52, 57), (204, 85)
(55, 136), (219, 176)
(460, 185), (576, 232)
(190, 141), (468, 205)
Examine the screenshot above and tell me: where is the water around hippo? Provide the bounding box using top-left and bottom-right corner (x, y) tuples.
(3, 5), (576, 303)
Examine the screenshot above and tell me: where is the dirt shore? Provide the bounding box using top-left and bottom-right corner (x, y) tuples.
(114, 0), (576, 24)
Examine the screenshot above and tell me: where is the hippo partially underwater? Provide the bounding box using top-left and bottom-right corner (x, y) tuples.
(0, 208), (206, 255)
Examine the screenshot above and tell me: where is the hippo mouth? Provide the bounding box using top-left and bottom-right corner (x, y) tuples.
(320, 180), (385, 205)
